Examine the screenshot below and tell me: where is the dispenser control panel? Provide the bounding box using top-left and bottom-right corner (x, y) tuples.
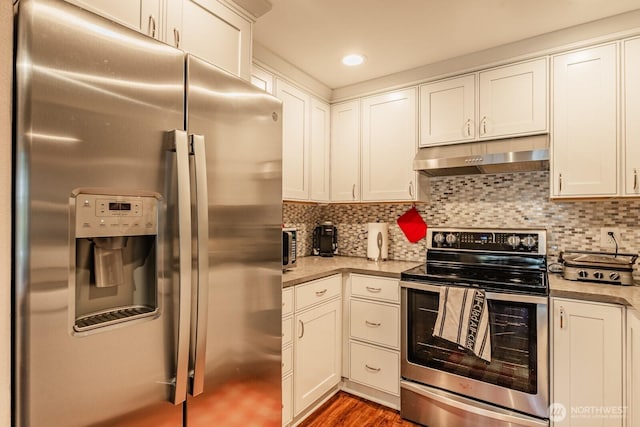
(74, 193), (158, 238)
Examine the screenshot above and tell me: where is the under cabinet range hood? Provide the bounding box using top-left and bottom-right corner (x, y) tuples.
(414, 135), (550, 177)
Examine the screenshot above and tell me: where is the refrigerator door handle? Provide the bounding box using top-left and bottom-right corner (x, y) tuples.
(190, 134), (210, 397)
(171, 129), (193, 405)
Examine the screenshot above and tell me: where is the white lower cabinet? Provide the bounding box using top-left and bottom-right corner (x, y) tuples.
(551, 298), (624, 427)
(294, 297), (342, 415)
(281, 287), (293, 427)
(282, 274), (342, 425)
(282, 374), (293, 427)
(344, 274), (401, 408)
(628, 309), (640, 427)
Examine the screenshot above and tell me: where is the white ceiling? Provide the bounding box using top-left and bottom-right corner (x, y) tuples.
(253, 0), (640, 89)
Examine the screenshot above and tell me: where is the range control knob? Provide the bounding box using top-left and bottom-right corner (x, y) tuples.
(445, 233), (458, 245)
(522, 236), (537, 249)
(507, 235), (521, 248)
(578, 270), (589, 279)
(609, 272), (621, 281)
(593, 271), (604, 280)
(433, 233), (445, 244)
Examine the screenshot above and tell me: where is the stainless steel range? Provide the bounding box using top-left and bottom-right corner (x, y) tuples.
(400, 228), (549, 427)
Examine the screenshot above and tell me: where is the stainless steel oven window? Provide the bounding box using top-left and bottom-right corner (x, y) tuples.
(406, 289), (538, 394)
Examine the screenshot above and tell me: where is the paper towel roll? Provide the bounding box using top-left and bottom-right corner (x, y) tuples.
(367, 223), (389, 261)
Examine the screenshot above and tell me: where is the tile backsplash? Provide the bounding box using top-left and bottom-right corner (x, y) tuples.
(283, 171), (640, 271)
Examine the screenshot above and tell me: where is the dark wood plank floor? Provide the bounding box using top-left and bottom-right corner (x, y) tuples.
(298, 391), (421, 427)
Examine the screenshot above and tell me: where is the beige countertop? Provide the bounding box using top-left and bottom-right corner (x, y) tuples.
(284, 256), (640, 312)
(282, 256), (421, 288)
(549, 273), (640, 311)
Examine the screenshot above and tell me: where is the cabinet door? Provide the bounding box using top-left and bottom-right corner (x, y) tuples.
(251, 65), (274, 94)
(294, 298), (342, 416)
(310, 99), (331, 202)
(361, 88), (417, 201)
(552, 44), (618, 197)
(68, 0), (161, 39)
(624, 37), (640, 195)
(479, 58), (547, 138)
(277, 79), (310, 200)
(331, 100), (361, 202)
(178, 0), (252, 80)
(628, 309), (640, 427)
(552, 299), (623, 427)
(419, 74), (476, 146)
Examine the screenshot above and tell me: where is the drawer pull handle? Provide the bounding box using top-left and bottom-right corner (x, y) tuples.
(298, 320), (305, 338)
(315, 289), (327, 297)
(365, 364), (381, 372)
(365, 320), (381, 327)
(366, 286), (382, 293)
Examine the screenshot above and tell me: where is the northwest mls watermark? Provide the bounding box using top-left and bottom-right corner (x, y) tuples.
(549, 403), (626, 422)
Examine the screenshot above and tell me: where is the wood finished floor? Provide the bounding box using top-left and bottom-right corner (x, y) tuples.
(298, 392), (421, 427)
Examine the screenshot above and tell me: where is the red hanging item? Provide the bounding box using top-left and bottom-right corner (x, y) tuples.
(397, 206), (427, 243)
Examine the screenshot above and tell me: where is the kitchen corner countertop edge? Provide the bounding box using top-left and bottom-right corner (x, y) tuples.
(285, 256), (640, 312)
(282, 256), (421, 288)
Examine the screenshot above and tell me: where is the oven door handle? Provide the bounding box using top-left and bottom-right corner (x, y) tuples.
(400, 281), (548, 305)
(400, 380), (548, 427)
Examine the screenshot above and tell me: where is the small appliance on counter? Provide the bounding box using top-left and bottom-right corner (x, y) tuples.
(313, 221), (338, 257)
(282, 227), (297, 270)
(559, 250), (638, 285)
(367, 222), (389, 261)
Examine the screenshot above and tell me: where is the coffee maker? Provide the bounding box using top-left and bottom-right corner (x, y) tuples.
(313, 221), (338, 257)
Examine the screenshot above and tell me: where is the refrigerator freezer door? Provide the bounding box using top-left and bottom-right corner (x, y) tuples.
(14, 0), (185, 425)
(184, 55), (283, 426)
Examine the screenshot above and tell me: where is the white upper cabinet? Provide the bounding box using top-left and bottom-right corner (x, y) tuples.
(171, 0), (252, 80)
(66, 0), (162, 39)
(251, 65), (274, 94)
(552, 44), (618, 198)
(310, 99), (331, 202)
(277, 79), (311, 201)
(66, 0), (252, 80)
(361, 88), (417, 201)
(331, 100), (361, 202)
(478, 58), (547, 138)
(420, 74), (476, 146)
(624, 37), (640, 196)
(419, 58), (547, 147)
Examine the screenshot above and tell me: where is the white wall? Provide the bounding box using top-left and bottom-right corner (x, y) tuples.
(0, 1), (11, 425)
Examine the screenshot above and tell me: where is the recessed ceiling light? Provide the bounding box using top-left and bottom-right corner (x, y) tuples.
(342, 54), (366, 66)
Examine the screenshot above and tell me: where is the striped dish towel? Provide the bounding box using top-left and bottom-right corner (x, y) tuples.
(433, 286), (492, 362)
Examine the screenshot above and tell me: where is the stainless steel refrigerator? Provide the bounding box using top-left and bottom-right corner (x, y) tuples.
(13, 0), (283, 425)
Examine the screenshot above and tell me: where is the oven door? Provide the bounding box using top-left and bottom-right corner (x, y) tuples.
(401, 281), (549, 420)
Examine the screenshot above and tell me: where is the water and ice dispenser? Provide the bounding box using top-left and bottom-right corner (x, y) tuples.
(72, 192), (160, 332)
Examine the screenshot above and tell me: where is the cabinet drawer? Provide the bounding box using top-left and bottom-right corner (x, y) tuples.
(282, 374), (293, 426)
(282, 287), (294, 317)
(295, 274), (341, 311)
(350, 299), (399, 349)
(282, 316), (293, 348)
(282, 345), (293, 377)
(351, 274), (399, 303)
(349, 341), (400, 395)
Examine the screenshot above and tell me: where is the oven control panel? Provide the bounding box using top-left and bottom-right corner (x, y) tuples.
(429, 229), (546, 254)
